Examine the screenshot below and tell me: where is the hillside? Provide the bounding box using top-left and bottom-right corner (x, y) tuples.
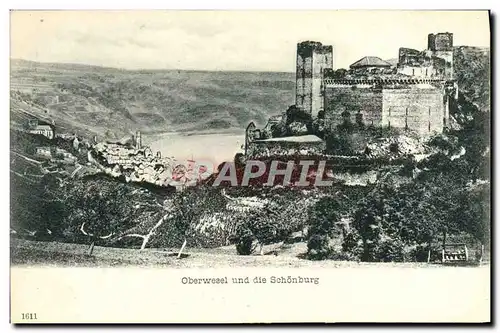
(10, 59), (295, 138)
(10, 46), (489, 139)
(453, 46), (490, 112)
(9, 46), (491, 263)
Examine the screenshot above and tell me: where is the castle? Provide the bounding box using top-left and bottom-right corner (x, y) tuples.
(243, 32), (460, 159)
(295, 32), (457, 136)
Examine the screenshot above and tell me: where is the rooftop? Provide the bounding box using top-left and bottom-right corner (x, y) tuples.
(32, 125), (53, 130)
(350, 56), (392, 69)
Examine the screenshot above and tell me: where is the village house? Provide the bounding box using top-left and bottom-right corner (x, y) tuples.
(90, 140), (180, 188)
(28, 124), (54, 139)
(35, 147), (52, 159)
(35, 146), (77, 165)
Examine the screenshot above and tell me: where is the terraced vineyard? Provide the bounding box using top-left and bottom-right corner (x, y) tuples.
(10, 59), (294, 139)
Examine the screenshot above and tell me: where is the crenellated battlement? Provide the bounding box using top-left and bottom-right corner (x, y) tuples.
(324, 78), (449, 86)
(290, 32), (456, 137)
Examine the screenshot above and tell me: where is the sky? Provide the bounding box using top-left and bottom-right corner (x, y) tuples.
(10, 10), (490, 72)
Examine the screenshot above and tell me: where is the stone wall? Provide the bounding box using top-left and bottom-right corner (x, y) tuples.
(432, 50), (454, 79)
(247, 140), (326, 159)
(323, 84), (384, 130)
(324, 82), (448, 135)
(398, 65), (437, 78)
(381, 87), (446, 135)
(397, 33), (454, 80)
(397, 47), (450, 79)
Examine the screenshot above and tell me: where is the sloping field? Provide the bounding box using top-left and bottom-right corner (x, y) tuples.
(10, 59), (294, 138)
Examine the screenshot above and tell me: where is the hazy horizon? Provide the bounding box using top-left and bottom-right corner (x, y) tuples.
(11, 10), (490, 72)
(9, 57), (297, 73)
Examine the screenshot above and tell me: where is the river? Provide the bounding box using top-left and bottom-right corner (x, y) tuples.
(143, 131), (246, 169)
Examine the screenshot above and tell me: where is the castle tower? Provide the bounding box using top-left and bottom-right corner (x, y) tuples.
(428, 32), (454, 79)
(428, 32), (453, 51)
(295, 41), (334, 118)
(135, 130), (142, 149)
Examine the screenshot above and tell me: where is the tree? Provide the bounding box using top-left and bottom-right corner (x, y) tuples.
(453, 181), (490, 246)
(10, 171), (67, 240)
(325, 130), (355, 155)
(167, 186), (227, 253)
(285, 105), (313, 133)
(232, 202), (293, 255)
(64, 178), (163, 254)
(332, 68), (348, 79)
(67, 182), (129, 255)
(349, 171), (478, 262)
(351, 180), (430, 262)
(352, 185), (395, 262)
(118, 213), (170, 251)
(270, 121), (287, 138)
(170, 190), (205, 254)
(233, 222), (254, 255)
(250, 205), (292, 254)
(312, 111), (326, 139)
(307, 197), (342, 260)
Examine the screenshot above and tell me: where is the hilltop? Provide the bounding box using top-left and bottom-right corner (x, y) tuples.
(10, 59), (295, 138)
(10, 45), (490, 140)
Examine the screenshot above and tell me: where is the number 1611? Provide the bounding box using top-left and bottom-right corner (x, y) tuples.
(21, 313), (37, 320)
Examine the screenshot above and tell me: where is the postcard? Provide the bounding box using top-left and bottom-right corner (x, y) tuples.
(9, 10), (491, 323)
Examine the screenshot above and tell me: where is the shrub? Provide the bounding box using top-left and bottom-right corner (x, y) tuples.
(312, 117), (325, 139)
(232, 223), (254, 255)
(307, 234), (334, 260)
(325, 131), (355, 155)
(389, 142), (399, 154)
(162, 186), (229, 247)
(374, 237), (407, 262)
(408, 244), (442, 262)
(231, 203), (294, 255)
(329, 250), (360, 261)
(285, 105), (312, 125)
(307, 197), (342, 260)
(350, 183), (408, 262)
